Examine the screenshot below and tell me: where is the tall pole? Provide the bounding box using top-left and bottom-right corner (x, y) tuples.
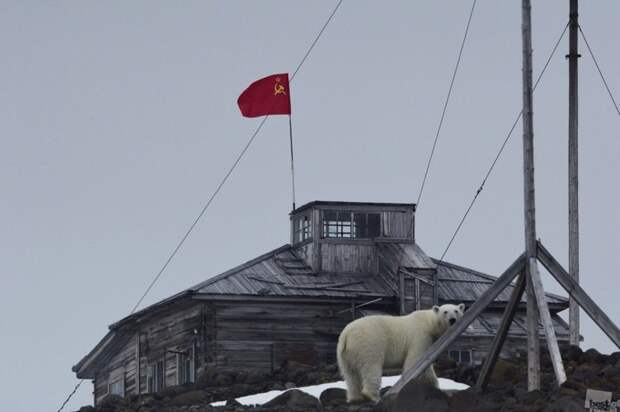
(521, 0), (541, 391)
(568, 0), (581, 347)
(288, 114), (297, 211)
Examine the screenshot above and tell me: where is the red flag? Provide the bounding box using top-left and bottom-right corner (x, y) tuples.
(237, 73), (291, 117)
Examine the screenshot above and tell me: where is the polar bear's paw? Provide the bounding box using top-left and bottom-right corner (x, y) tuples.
(361, 388), (381, 403)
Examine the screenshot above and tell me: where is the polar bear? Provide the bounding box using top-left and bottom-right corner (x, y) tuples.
(336, 303), (465, 403)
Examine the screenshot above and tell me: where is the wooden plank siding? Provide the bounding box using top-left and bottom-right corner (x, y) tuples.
(320, 243), (377, 274)
(382, 211), (414, 239)
(93, 334), (137, 405)
(94, 302), (206, 403)
(213, 300), (355, 371)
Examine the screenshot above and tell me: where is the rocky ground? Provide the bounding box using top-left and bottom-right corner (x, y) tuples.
(76, 346), (620, 412)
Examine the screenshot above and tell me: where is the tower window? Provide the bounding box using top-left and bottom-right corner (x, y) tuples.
(294, 214), (312, 243)
(323, 210), (352, 238)
(323, 210), (381, 239)
(354, 212), (380, 238)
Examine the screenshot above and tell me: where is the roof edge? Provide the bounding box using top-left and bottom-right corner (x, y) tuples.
(190, 244), (292, 292)
(433, 258), (570, 306)
(291, 200), (416, 215)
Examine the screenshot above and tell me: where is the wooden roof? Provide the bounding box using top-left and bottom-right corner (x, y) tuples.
(191, 245), (395, 298)
(434, 259), (568, 308)
(463, 309), (570, 338)
(189, 244), (567, 308)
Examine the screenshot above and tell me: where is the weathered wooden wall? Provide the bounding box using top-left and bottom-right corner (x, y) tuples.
(137, 303), (204, 392)
(295, 241), (313, 269)
(93, 334), (138, 405)
(94, 302), (207, 404)
(447, 336), (571, 366)
(320, 243), (378, 274)
(382, 211), (414, 239)
(214, 300), (354, 371)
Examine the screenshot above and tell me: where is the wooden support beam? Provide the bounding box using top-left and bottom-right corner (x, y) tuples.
(415, 278), (421, 311)
(399, 269), (406, 315)
(528, 257), (567, 385)
(537, 241), (620, 348)
(476, 272), (526, 389)
(568, 0), (581, 348)
(402, 269), (434, 286)
(385, 254), (525, 396)
(521, 0), (541, 391)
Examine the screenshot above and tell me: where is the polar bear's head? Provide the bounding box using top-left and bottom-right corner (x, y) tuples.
(432, 303), (465, 328)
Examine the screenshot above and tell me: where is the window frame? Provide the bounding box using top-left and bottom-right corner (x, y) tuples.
(293, 214), (312, 243)
(107, 369), (125, 397)
(147, 358), (166, 393)
(176, 346), (196, 386)
(321, 210), (382, 240)
(448, 349), (474, 365)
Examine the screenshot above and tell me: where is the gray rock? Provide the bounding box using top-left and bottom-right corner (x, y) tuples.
(225, 398), (242, 406)
(515, 388), (545, 404)
(542, 396), (584, 412)
(582, 348), (606, 364)
(600, 364), (620, 378)
(215, 372), (234, 387)
(392, 383), (449, 412)
(562, 345), (583, 362)
(263, 389), (321, 410)
(449, 388), (495, 412)
(170, 390), (206, 406)
(245, 370), (266, 385)
(319, 387), (347, 406)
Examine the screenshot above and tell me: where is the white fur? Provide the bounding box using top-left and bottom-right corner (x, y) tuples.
(336, 303), (465, 403)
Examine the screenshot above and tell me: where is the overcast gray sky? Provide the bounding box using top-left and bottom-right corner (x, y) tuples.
(1, 1), (619, 410)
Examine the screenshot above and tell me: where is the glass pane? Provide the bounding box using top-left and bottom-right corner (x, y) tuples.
(109, 380), (123, 395)
(337, 211), (352, 222)
(461, 351), (471, 363)
(367, 213), (380, 238)
(323, 210), (353, 238)
(353, 213), (367, 238)
(449, 351), (460, 362)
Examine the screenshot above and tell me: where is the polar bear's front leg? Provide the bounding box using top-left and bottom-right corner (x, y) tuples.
(403, 353), (439, 388)
(421, 364), (439, 388)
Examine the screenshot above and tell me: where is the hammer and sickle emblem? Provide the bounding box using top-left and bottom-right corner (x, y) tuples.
(274, 78), (287, 96)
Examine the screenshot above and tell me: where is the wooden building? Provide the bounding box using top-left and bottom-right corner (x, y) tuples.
(73, 201), (571, 405)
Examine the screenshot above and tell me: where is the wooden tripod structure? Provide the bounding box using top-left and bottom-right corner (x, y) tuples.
(387, 0), (620, 396)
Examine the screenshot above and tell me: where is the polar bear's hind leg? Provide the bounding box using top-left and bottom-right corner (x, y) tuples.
(360, 363), (382, 403)
(337, 335), (364, 402)
(340, 359), (363, 402)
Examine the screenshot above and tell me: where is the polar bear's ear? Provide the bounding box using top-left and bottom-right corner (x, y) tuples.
(458, 303), (465, 312)
(432, 305), (440, 313)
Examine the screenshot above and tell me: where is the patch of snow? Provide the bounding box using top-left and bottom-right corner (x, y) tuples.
(210, 376), (469, 406)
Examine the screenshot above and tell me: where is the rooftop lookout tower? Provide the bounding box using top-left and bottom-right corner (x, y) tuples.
(290, 201), (436, 313)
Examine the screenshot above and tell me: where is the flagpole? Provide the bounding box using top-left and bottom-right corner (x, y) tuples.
(288, 114), (297, 211)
